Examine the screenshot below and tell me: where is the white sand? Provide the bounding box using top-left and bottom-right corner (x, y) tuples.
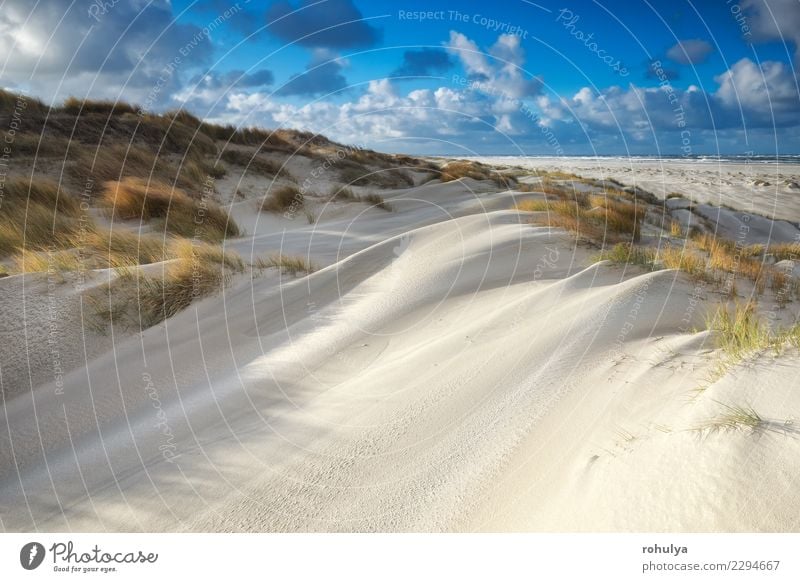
(1, 164), (800, 532)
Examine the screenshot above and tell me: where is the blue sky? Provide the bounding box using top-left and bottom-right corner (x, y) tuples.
(2, 0), (799, 155)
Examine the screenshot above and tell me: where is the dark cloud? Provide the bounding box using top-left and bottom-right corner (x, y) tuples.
(277, 61), (347, 96)
(0, 0), (215, 106)
(392, 49), (454, 78)
(194, 0), (263, 35)
(666, 39), (714, 65)
(265, 0), (381, 49)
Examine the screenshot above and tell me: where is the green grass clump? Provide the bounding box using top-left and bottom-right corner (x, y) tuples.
(707, 302), (771, 361)
(594, 243), (657, 269)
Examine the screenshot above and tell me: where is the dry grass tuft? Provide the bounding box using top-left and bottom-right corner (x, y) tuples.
(0, 179), (84, 257)
(519, 191), (642, 243)
(255, 253), (317, 275)
(220, 149), (285, 177)
(261, 185), (304, 213)
(100, 178), (239, 242)
(707, 302), (771, 361)
(440, 161), (513, 187)
(360, 193), (392, 211)
(94, 241), (244, 329)
(769, 242), (800, 261)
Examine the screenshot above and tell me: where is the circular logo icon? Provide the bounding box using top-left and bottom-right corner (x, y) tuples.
(20, 542), (46, 570)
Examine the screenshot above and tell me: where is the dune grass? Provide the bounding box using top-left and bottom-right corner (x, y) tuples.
(535, 170), (583, 181)
(515, 198), (550, 212)
(360, 193), (392, 211)
(101, 178), (239, 242)
(518, 190), (643, 243)
(69, 144), (222, 192)
(706, 302), (771, 361)
(697, 402), (766, 434)
(330, 186), (357, 201)
(440, 161), (513, 187)
(255, 253), (317, 275)
(220, 149), (285, 177)
(261, 185), (304, 213)
(0, 179), (83, 257)
(338, 163), (413, 189)
(61, 96), (138, 116)
(769, 242), (800, 261)
(14, 228), (175, 274)
(594, 243), (714, 283)
(94, 240), (244, 329)
(327, 187), (392, 211)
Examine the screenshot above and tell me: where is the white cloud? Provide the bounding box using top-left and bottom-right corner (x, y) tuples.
(742, 0), (800, 60)
(446, 31), (541, 99)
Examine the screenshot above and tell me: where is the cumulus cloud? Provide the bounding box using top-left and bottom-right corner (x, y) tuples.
(713, 58), (800, 125)
(392, 49), (454, 78)
(666, 39), (714, 65)
(265, 0), (381, 49)
(446, 31), (541, 98)
(534, 57), (799, 145)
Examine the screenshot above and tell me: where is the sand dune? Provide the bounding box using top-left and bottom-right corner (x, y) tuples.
(2, 174), (799, 532)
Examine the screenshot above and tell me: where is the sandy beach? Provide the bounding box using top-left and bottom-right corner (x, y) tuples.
(474, 156), (800, 223)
